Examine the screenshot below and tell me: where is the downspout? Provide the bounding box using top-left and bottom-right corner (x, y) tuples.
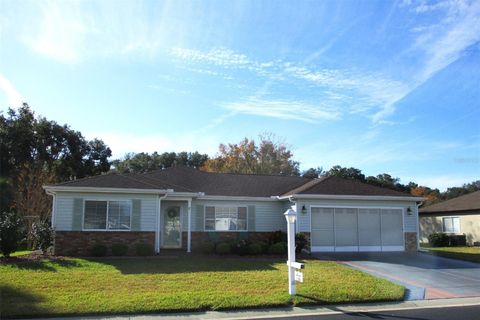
(416, 200), (424, 251)
(45, 190), (56, 228)
(187, 199), (192, 253)
(157, 193), (168, 254)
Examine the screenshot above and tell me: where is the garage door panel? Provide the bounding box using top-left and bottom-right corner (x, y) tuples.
(311, 208), (334, 229)
(311, 230), (334, 246)
(310, 207), (405, 253)
(358, 209), (381, 248)
(334, 208), (358, 248)
(381, 209), (404, 247)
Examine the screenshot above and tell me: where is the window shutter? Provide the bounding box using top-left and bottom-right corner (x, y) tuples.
(131, 199), (141, 231)
(196, 205), (205, 231)
(247, 205), (255, 231)
(72, 198), (84, 230)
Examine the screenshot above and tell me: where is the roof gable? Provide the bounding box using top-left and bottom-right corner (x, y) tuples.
(420, 191), (480, 213)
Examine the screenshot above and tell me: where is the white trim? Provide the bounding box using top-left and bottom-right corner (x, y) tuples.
(441, 216), (461, 234)
(82, 199), (133, 231)
(200, 195), (278, 201)
(309, 205), (406, 253)
(311, 246), (335, 252)
(381, 246), (405, 252)
(44, 186), (173, 194)
(279, 194), (423, 202)
(359, 246), (382, 252)
(161, 205), (183, 249)
(51, 193), (56, 228)
(204, 205), (249, 232)
(187, 200), (192, 253)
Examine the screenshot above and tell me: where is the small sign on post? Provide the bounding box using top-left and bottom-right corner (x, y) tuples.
(295, 270), (304, 283)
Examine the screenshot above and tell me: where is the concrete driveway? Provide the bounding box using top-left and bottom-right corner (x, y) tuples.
(314, 252), (480, 300)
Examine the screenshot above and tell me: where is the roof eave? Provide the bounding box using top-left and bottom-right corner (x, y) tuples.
(278, 193), (424, 202)
(43, 185), (174, 195)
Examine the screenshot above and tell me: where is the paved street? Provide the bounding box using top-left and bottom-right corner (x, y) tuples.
(257, 304), (480, 320)
(314, 252), (480, 300)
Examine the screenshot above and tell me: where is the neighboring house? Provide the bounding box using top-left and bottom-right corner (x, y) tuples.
(419, 191), (480, 245)
(43, 166), (423, 255)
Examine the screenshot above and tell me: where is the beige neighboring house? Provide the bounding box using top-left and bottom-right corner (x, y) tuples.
(419, 191), (480, 245)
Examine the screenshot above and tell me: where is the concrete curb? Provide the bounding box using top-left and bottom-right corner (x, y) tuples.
(25, 297), (480, 320)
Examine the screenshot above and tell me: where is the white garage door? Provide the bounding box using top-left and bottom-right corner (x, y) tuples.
(311, 207), (404, 252)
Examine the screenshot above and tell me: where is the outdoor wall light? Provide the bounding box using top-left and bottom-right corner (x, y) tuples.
(301, 205), (307, 214)
(406, 207), (412, 215)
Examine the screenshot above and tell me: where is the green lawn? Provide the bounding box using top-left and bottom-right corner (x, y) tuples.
(0, 250), (32, 258)
(425, 246), (480, 263)
(0, 256), (404, 318)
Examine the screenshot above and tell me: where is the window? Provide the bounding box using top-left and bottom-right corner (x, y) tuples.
(84, 200), (132, 230)
(205, 206), (247, 231)
(442, 216), (460, 233)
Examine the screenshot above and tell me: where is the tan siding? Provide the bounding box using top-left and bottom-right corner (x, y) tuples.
(420, 211), (480, 244)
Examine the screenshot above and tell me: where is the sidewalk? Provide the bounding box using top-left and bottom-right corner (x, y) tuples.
(26, 297), (480, 320)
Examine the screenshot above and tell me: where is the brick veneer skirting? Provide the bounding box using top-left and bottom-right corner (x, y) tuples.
(182, 232), (276, 252)
(54, 231), (155, 256)
(404, 232), (418, 252)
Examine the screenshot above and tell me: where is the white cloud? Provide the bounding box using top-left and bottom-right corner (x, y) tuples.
(0, 74), (23, 107)
(170, 47), (251, 68)
(222, 97), (340, 123)
(420, 2), (480, 81)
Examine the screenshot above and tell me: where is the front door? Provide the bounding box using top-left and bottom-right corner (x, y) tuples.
(162, 206), (182, 248)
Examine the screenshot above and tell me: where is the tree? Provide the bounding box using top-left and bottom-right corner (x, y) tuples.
(0, 104), (112, 242)
(302, 167), (324, 179)
(201, 134), (300, 175)
(0, 211), (23, 257)
(112, 151), (210, 174)
(325, 165), (365, 181)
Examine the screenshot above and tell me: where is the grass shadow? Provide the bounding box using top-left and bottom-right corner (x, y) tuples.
(85, 255), (282, 274)
(0, 285), (46, 319)
(6, 258), (83, 272)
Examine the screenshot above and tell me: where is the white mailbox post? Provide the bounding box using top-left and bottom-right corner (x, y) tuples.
(284, 209), (303, 295)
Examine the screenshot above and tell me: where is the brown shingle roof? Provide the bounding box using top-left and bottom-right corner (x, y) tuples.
(282, 176), (410, 197)
(50, 166), (415, 198)
(420, 191), (480, 213)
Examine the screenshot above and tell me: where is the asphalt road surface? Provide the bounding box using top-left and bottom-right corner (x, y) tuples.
(255, 304), (480, 320)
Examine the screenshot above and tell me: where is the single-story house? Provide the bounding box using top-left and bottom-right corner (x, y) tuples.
(43, 166), (423, 255)
(419, 191), (480, 245)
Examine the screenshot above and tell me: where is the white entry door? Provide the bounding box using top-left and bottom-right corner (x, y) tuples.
(311, 207), (404, 252)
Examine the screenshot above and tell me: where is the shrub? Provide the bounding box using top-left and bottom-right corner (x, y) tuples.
(258, 241), (269, 254)
(91, 244), (107, 257)
(201, 241), (215, 254)
(31, 221), (55, 253)
(111, 243), (128, 256)
(295, 233), (309, 253)
(0, 211), (23, 257)
(449, 234), (467, 246)
(269, 242), (288, 255)
(135, 243), (154, 256)
(215, 242), (231, 255)
(428, 233), (450, 247)
(231, 239), (249, 255)
(247, 243), (262, 255)
(267, 230), (287, 245)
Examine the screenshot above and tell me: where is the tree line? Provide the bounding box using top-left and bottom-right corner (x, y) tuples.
(1, 104), (479, 230)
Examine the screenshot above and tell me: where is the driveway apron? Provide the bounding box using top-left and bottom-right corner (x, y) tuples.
(314, 252), (480, 301)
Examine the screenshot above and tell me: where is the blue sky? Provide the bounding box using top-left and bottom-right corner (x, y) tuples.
(1, 0), (479, 190)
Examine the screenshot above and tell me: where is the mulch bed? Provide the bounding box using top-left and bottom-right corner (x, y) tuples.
(0, 251), (67, 264)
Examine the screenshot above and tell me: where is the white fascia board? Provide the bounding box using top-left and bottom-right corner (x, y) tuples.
(278, 194), (424, 202)
(43, 185), (174, 195)
(197, 195), (279, 202)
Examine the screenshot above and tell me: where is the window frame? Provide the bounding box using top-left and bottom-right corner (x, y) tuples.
(204, 205), (248, 232)
(82, 199), (133, 231)
(442, 216), (460, 234)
